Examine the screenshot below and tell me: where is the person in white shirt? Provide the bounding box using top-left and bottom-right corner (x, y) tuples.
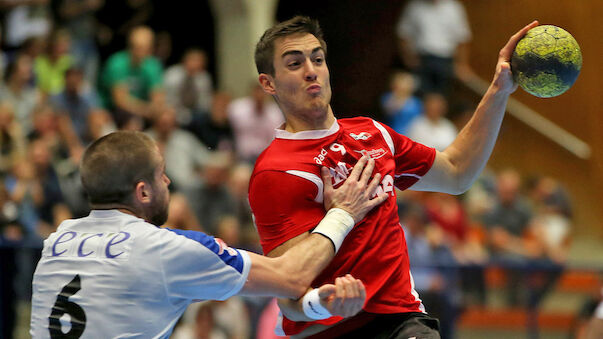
(228, 83), (284, 163)
(30, 130), (386, 338)
(396, 0), (473, 96)
(407, 92), (458, 151)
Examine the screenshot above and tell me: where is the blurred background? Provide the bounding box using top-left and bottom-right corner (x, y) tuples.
(0, 0), (601, 338)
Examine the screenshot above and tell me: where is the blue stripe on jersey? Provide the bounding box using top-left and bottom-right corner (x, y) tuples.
(166, 229), (245, 274)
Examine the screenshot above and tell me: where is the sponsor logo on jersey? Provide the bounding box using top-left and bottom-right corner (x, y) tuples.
(214, 238), (238, 257)
(354, 148), (387, 159)
(350, 132), (371, 140)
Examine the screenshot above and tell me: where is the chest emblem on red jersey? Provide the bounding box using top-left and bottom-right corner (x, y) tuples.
(354, 148), (388, 159)
(350, 132), (372, 140)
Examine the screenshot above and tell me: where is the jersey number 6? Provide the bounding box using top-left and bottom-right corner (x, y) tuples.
(49, 274), (87, 338)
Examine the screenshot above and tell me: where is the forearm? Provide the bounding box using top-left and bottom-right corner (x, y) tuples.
(443, 86), (509, 191)
(241, 233), (335, 299)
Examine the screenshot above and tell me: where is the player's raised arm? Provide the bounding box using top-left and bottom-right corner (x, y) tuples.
(410, 21), (539, 195)
(239, 156), (386, 299)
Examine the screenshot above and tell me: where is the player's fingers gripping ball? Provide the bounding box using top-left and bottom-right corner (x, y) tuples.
(511, 25), (582, 98)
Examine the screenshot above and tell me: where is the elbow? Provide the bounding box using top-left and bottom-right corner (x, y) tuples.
(278, 258), (312, 299)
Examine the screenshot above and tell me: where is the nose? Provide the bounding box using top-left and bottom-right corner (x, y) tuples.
(164, 174), (171, 186)
(303, 59), (317, 82)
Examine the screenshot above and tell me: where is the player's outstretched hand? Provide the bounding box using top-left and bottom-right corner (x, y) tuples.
(492, 20), (539, 94)
(317, 274), (366, 318)
(321, 155), (388, 223)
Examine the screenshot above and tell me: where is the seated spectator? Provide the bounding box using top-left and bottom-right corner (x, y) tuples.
(164, 48), (213, 126)
(164, 192), (203, 232)
(51, 66), (102, 144)
(190, 91), (234, 152)
(0, 54), (42, 136)
(0, 101), (27, 175)
(407, 92), (457, 151)
(189, 151), (236, 236)
(99, 26), (164, 127)
(228, 82), (283, 163)
(28, 104), (82, 164)
(84, 109), (115, 144)
(171, 301), (228, 339)
(402, 203), (459, 339)
(57, 0), (104, 83)
(144, 106), (210, 193)
(380, 70), (422, 135)
(34, 29), (74, 96)
(482, 169), (533, 306)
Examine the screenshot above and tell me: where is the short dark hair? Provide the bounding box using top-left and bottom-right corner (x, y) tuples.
(254, 16), (327, 76)
(80, 131), (159, 205)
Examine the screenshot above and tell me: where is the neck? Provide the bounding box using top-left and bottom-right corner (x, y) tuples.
(284, 105), (335, 133)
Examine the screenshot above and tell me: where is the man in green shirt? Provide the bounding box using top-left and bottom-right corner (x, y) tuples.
(99, 26), (164, 127)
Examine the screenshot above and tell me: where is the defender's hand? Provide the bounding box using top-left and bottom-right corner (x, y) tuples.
(492, 20), (539, 94)
(321, 156), (388, 223)
(318, 274), (366, 318)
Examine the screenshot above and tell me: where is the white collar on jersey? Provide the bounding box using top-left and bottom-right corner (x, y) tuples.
(89, 209), (141, 220)
(274, 120), (340, 140)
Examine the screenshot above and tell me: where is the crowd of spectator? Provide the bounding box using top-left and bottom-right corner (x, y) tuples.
(0, 1), (577, 338)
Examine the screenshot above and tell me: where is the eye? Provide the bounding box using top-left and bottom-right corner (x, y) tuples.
(314, 57), (324, 65)
(287, 61), (301, 68)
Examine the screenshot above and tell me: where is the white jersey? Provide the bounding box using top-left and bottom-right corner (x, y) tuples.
(30, 210), (251, 339)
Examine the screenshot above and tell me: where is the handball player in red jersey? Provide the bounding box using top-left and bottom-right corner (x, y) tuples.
(249, 16), (539, 338)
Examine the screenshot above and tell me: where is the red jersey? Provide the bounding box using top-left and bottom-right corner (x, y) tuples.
(248, 117), (436, 336)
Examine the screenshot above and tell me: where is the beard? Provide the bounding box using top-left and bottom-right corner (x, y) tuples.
(148, 190), (169, 226)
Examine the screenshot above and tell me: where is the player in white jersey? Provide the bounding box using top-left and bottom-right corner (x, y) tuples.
(30, 131), (387, 338)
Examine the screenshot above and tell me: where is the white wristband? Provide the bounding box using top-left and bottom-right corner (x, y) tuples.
(302, 288), (332, 320)
(311, 208), (355, 253)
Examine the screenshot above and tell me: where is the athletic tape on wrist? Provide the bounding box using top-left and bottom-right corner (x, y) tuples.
(302, 288), (332, 320)
(311, 208), (355, 253)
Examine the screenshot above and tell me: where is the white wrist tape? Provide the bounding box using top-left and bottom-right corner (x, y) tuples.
(311, 208), (355, 253)
(302, 288), (332, 320)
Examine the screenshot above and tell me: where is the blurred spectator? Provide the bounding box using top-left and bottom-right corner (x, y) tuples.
(0, 54), (42, 136)
(50, 66), (102, 144)
(189, 151), (236, 236)
(526, 176), (572, 264)
(145, 106), (210, 193)
(99, 25), (164, 127)
(0, 184), (19, 339)
(0, 0), (51, 50)
(57, 0), (104, 83)
(171, 301), (228, 339)
(380, 70), (422, 135)
(586, 289), (603, 339)
(164, 192), (203, 232)
(396, 0), (473, 96)
(482, 169), (532, 306)
(0, 101), (27, 175)
(84, 109), (115, 143)
(407, 92), (457, 151)
(28, 104), (82, 164)
(228, 82), (283, 163)
(0, 26), (8, 79)
(164, 48), (213, 126)
(227, 163), (258, 251)
(402, 202), (459, 339)
(191, 91), (234, 152)
(95, 0), (154, 60)
(154, 30), (173, 66)
(34, 29), (74, 96)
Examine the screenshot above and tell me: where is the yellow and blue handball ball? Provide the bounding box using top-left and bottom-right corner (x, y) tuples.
(511, 25), (582, 98)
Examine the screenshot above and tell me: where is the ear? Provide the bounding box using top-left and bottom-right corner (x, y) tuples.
(134, 181), (152, 205)
(258, 74), (276, 96)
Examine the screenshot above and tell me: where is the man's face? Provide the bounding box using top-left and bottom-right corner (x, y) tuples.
(148, 155), (171, 226)
(266, 33), (331, 122)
